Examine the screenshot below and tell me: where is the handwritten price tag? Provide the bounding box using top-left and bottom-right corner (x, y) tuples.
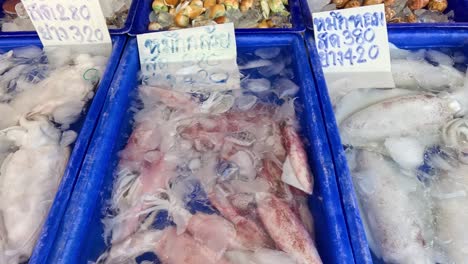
(137, 23), (240, 93)
(21, 0), (112, 55)
(312, 4), (395, 90)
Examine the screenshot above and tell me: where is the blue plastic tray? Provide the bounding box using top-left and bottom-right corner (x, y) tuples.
(46, 33), (354, 264)
(130, 0), (305, 34)
(0, 0), (139, 36)
(300, 0), (468, 30)
(0, 35), (127, 264)
(305, 29), (468, 264)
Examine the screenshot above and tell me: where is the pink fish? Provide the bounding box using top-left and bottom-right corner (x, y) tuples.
(291, 191), (315, 237)
(187, 213), (237, 259)
(155, 227), (233, 264)
(257, 194), (322, 264)
(259, 159), (293, 200)
(139, 86), (199, 111)
(104, 227), (233, 264)
(208, 188), (274, 250)
(281, 125), (313, 194)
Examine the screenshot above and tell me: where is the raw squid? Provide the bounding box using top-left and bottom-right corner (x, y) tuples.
(0, 46), (107, 263)
(431, 160), (468, 263)
(348, 149), (434, 264)
(333, 88), (416, 125)
(332, 46), (468, 263)
(391, 59), (465, 91)
(340, 94), (461, 147)
(0, 117), (71, 263)
(99, 49), (321, 263)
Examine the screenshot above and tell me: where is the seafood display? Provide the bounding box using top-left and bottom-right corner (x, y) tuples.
(148, 0), (292, 30)
(330, 45), (468, 263)
(307, 0), (453, 23)
(0, 46), (107, 263)
(0, 0), (132, 32)
(95, 48), (322, 264)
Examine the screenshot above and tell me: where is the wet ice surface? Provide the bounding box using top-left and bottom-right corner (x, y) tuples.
(95, 48), (323, 264)
(0, 0), (132, 32)
(332, 45), (468, 263)
(0, 46), (107, 264)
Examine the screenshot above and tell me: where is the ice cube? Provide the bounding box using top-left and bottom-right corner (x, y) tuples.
(426, 50), (454, 66)
(242, 78), (271, 92)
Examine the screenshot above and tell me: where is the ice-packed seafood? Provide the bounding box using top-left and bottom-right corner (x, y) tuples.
(307, 0), (453, 23)
(0, 0), (132, 32)
(330, 45), (468, 263)
(96, 49), (322, 264)
(0, 46), (107, 263)
(148, 0), (292, 30)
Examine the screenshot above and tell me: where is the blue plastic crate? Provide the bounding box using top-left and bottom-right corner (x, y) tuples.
(300, 0), (468, 30)
(0, 35), (127, 264)
(130, 0), (305, 34)
(0, 0), (139, 36)
(305, 29), (468, 264)
(46, 33), (354, 264)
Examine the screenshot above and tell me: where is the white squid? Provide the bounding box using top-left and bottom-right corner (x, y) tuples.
(348, 149), (434, 264)
(340, 94), (461, 148)
(0, 117), (72, 264)
(431, 161), (468, 264)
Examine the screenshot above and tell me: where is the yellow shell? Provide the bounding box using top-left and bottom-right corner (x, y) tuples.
(224, 0), (240, 9)
(385, 7), (396, 20)
(152, 0), (168, 12)
(240, 0), (254, 12)
(406, 14), (417, 22)
(363, 0), (383, 5)
(191, 0), (204, 7)
(186, 5), (205, 19)
(257, 20), (270, 28)
(384, 0), (394, 6)
(148, 22), (163, 30)
(333, 0), (350, 8)
(164, 0), (180, 7)
(427, 0), (447, 12)
(174, 13), (190, 27)
(407, 0), (429, 10)
(214, 16), (229, 23)
(389, 17), (404, 23)
(208, 4), (226, 18)
(204, 0), (217, 8)
(344, 0), (360, 8)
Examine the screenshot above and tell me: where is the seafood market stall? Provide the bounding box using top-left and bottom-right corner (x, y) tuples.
(0, 0), (467, 263)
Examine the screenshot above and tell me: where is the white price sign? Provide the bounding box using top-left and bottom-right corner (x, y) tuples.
(137, 23), (240, 93)
(312, 4), (395, 90)
(21, 0), (112, 55)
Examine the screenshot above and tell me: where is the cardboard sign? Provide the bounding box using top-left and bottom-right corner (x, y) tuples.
(312, 4), (395, 91)
(137, 23), (240, 93)
(21, 0), (112, 56)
